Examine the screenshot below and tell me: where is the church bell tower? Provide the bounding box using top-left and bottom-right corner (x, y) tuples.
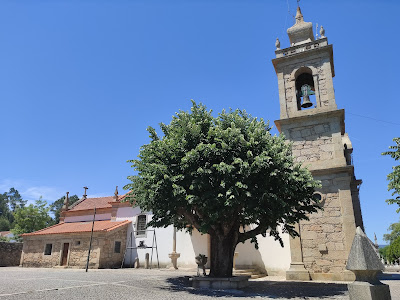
(273, 6), (363, 281)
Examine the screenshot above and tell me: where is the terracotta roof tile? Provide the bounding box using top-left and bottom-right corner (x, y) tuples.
(69, 193), (131, 211)
(22, 220), (131, 236)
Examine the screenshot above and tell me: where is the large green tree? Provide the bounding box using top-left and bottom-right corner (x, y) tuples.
(6, 188), (26, 211)
(383, 219), (400, 244)
(0, 216), (11, 231)
(380, 237), (400, 264)
(0, 187), (25, 228)
(50, 194), (80, 223)
(382, 137), (400, 212)
(0, 193), (12, 228)
(125, 102), (320, 277)
(11, 198), (53, 241)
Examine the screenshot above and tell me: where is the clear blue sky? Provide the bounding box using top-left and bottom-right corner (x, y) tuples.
(1, 0), (399, 244)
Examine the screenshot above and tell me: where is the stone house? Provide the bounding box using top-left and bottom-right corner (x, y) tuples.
(21, 191), (209, 269)
(21, 6), (364, 281)
(21, 193), (132, 269)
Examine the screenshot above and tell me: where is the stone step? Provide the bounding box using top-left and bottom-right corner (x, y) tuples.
(251, 274), (266, 279)
(234, 269), (257, 274)
(233, 268), (266, 279)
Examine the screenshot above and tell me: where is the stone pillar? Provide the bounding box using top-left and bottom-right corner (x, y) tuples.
(134, 257), (140, 268)
(286, 223), (310, 281)
(347, 227), (391, 300)
(145, 253), (149, 269)
(233, 252), (239, 270)
(168, 227), (180, 269)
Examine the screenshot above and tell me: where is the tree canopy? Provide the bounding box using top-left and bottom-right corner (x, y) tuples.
(0, 187), (26, 230)
(383, 219), (400, 244)
(125, 101), (320, 277)
(11, 198), (53, 241)
(50, 194), (79, 223)
(382, 137), (400, 212)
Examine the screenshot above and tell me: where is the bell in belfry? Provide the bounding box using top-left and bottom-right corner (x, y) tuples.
(300, 84), (313, 108)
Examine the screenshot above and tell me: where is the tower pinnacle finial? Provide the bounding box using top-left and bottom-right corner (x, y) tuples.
(114, 186), (119, 202)
(295, 6), (304, 24)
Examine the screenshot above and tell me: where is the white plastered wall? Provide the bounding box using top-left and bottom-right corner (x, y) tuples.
(64, 213), (112, 223)
(116, 206), (174, 267)
(114, 206), (291, 273)
(235, 227), (291, 274)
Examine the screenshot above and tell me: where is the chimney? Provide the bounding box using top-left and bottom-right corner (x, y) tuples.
(83, 186), (88, 199)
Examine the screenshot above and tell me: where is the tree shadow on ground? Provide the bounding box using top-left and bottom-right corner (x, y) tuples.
(161, 276), (348, 299)
(380, 273), (400, 280)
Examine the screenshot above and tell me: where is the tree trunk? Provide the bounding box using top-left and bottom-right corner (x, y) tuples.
(209, 229), (238, 277)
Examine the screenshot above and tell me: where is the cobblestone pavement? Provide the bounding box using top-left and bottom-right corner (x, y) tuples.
(0, 267), (399, 300)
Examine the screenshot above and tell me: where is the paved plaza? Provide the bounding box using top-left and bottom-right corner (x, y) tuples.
(0, 267), (399, 300)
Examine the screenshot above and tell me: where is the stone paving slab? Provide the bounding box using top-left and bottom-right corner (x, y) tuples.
(0, 267), (399, 300)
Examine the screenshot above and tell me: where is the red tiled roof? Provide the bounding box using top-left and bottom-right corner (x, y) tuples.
(69, 193), (131, 211)
(0, 231), (11, 237)
(22, 220), (131, 236)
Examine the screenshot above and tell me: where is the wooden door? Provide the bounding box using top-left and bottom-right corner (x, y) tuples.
(61, 243), (69, 266)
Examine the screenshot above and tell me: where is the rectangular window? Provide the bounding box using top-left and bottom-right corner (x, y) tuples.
(136, 215), (147, 236)
(44, 244), (52, 255)
(114, 241), (121, 253)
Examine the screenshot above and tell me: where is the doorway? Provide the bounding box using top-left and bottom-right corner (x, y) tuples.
(61, 243), (69, 266)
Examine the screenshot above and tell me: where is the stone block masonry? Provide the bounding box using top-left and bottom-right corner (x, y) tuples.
(21, 225), (128, 269)
(0, 242), (22, 266)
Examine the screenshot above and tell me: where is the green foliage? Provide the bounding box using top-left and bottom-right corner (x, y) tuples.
(0, 193), (12, 226)
(0, 187), (26, 228)
(11, 198), (53, 241)
(381, 219), (400, 263)
(380, 237), (400, 263)
(0, 216), (11, 231)
(6, 188), (26, 211)
(382, 137), (400, 212)
(125, 101), (321, 248)
(50, 194), (79, 223)
(379, 245), (390, 261)
(383, 220), (400, 244)
(0, 235), (11, 242)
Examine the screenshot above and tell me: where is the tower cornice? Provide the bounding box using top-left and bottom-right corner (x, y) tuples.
(272, 38), (335, 78)
(274, 109), (345, 134)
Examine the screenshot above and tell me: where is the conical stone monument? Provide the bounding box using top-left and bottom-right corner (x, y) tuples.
(346, 227), (391, 300)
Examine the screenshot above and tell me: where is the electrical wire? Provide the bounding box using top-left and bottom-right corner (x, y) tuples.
(347, 112), (400, 126)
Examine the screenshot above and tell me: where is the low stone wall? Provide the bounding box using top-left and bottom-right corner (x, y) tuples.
(0, 242), (23, 266)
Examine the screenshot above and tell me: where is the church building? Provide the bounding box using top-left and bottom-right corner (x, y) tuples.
(273, 6), (363, 281)
(20, 6), (363, 281)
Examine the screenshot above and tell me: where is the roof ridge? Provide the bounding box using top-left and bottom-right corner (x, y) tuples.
(68, 196), (86, 209)
(22, 220), (131, 236)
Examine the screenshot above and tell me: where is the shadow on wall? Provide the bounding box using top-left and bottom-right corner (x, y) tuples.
(235, 239), (266, 272)
(162, 277), (348, 298)
(190, 230), (210, 268)
(123, 227), (138, 267)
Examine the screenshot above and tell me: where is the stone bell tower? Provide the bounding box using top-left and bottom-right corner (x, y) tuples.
(272, 7), (363, 281)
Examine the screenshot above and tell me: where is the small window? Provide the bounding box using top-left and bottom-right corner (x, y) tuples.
(136, 215), (147, 236)
(75, 241), (81, 246)
(114, 241), (121, 253)
(44, 244), (52, 255)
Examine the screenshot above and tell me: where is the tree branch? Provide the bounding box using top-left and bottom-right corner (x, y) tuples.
(237, 224), (269, 243)
(177, 208), (214, 234)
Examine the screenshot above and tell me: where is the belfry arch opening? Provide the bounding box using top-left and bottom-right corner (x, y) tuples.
(295, 68), (316, 110)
